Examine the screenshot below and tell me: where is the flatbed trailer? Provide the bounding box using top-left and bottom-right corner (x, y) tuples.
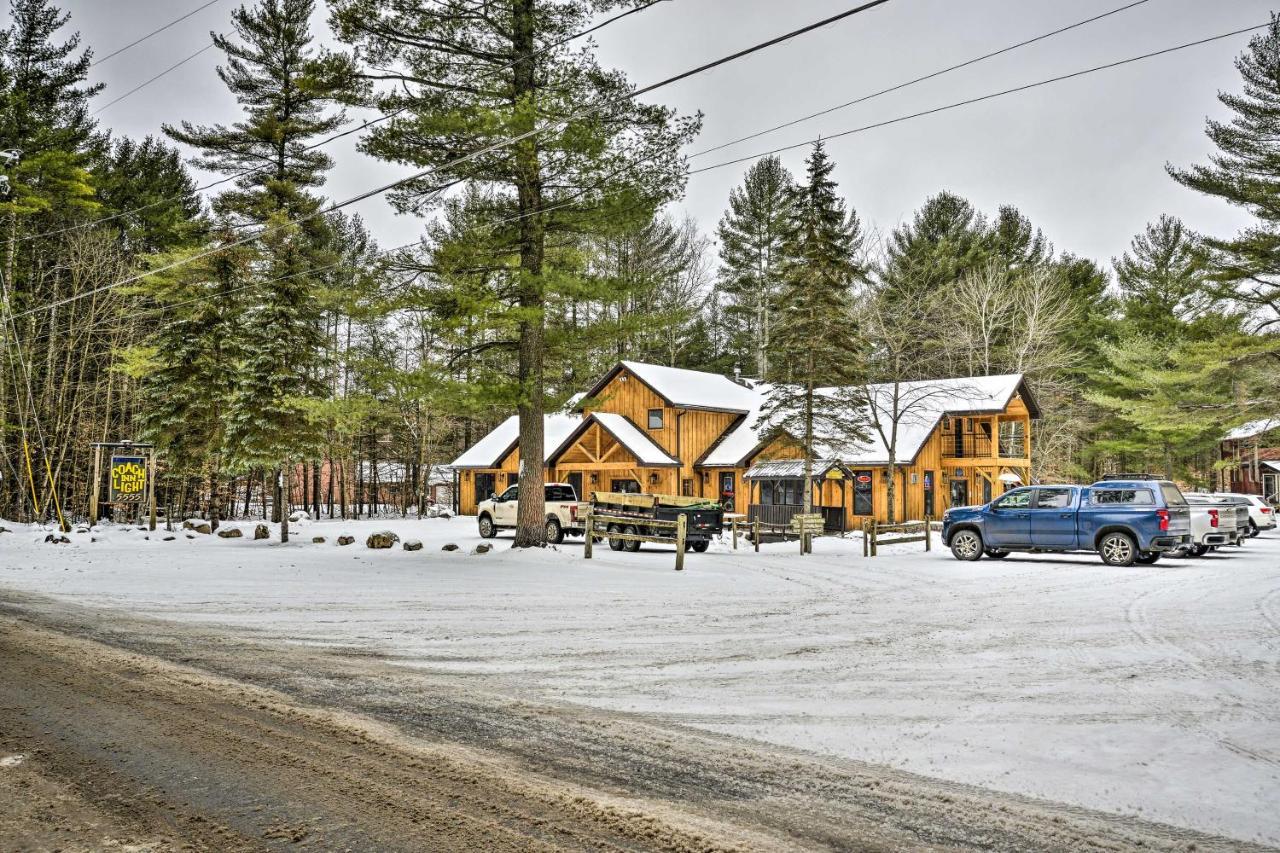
(590, 491), (723, 553)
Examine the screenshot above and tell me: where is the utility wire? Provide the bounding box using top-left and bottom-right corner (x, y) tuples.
(11, 0), (897, 321)
(93, 43), (216, 115)
(19, 0), (677, 247)
(690, 0), (1153, 158)
(689, 20), (1271, 176)
(90, 0), (227, 68)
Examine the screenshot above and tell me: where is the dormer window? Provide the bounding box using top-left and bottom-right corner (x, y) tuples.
(648, 409), (664, 430)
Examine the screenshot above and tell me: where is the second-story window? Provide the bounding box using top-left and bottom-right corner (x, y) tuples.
(648, 409), (664, 429)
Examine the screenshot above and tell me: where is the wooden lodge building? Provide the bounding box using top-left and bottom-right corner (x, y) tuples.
(451, 361), (1039, 530)
(1221, 417), (1280, 502)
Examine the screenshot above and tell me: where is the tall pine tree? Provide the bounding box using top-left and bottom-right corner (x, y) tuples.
(759, 142), (868, 547)
(164, 0), (346, 540)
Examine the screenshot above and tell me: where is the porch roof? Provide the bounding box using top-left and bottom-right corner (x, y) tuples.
(450, 414), (582, 469)
(745, 459), (847, 480)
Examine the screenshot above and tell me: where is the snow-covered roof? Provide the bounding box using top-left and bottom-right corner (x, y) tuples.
(589, 413), (679, 466)
(1224, 417), (1280, 441)
(450, 414), (582, 468)
(745, 459), (844, 479)
(703, 374), (1031, 468)
(582, 361), (759, 413)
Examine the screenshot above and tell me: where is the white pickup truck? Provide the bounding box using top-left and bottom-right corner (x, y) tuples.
(476, 482), (589, 544)
(1181, 494), (1243, 556)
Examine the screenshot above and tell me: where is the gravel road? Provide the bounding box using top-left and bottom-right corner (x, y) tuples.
(1, 593), (1268, 852)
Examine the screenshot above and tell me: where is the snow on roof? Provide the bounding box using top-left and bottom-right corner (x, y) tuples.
(450, 414), (582, 468)
(745, 459), (842, 479)
(590, 413), (679, 466)
(1224, 417), (1280, 441)
(703, 374), (1028, 467)
(619, 361), (759, 412)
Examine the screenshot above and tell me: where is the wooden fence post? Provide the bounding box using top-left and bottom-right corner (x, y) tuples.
(89, 446), (101, 524)
(753, 519), (760, 552)
(675, 513), (686, 571)
(583, 512), (593, 560)
(925, 516), (932, 551)
(732, 516), (738, 550)
(870, 519), (878, 557)
(862, 520), (868, 557)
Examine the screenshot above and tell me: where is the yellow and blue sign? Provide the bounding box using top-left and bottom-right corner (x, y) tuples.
(109, 456), (147, 504)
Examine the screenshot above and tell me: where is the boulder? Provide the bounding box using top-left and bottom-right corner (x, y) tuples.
(217, 527), (243, 539)
(437, 508), (454, 519)
(289, 510), (310, 523)
(164, 536), (177, 542)
(402, 539), (423, 552)
(337, 535), (355, 546)
(254, 524), (270, 541)
(473, 543), (492, 555)
(311, 536), (326, 544)
(44, 534), (70, 544)
(74, 525), (90, 534)
(0, 526), (10, 534)
(441, 543), (459, 552)
(366, 530), (399, 549)
(182, 520), (212, 535)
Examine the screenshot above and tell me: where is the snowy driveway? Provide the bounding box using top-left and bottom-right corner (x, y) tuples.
(2, 517), (1278, 846)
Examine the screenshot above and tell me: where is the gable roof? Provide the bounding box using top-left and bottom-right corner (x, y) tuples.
(578, 361), (758, 414)
(702, 374), (1035, 468)
(450, 414), (582, 469)
(548, 413), (679, 467)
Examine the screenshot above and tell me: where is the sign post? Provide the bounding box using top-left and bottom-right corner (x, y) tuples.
(91, 441), (157, 529)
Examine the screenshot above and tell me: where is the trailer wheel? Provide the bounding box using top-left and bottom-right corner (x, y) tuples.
(691, 540), (709, 553)
(623, 525), (641, 552)
(607, 523), (624, 551)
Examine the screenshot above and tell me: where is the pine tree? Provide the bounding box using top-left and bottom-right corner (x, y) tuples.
(1169, 16), (1280, 328)
(93, 136), (203, 255)
(330, 0), (699, 546)
(1113, 215), (1214, 339)
(758, 143), (868, 548)
(165, 0), (345, 540)
(715, 156), (796, 380)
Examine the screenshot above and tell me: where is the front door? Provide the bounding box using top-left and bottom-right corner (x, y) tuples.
(1264, 472), (1279, 505)
(1028, 486), (1078, 548)
(566, 472), (584, 501)
(475, 473), (496, 508)
(719, 472), (736, 511)
(985, 487), (1033, 547)
(949, 478), (969, 509)
(923, 471), (935, 519)
(853, 471), (873, 516)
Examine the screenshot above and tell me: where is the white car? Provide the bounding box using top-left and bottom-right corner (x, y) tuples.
(1181, 495), (1241, 556)
(1194, 492), (1276, 537)
(476, 482), (589, 544)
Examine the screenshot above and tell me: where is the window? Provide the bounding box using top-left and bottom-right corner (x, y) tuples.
(545, 485), (577, 502)
(611, 479), (641, 494)
(853, 470), (873, 516)
(507, 472), (518, 487)
(994, 489), (1032, 509)
(647, 409), (664, 429)
(475, 473), (496, 501)
(681, 478), (694, 497)
(1034, 487), (1073, 509)
(999, 420), (1026, 457)
(1091, 488), (1155, 505)
(1159, 483), (1187, 506)
(498, 485), (518, 502)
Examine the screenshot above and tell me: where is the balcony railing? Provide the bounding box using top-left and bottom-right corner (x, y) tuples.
(944, 433), (1026, 459)
(748, 503), (846, 532)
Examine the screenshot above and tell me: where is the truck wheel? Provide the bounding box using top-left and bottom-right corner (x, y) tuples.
(1135, 552), (1161, 565)
(949, 530), (983, 561)
(1248, 520), (1260, 538)
(1190, 543), (1210, 557)
(623, 525), (641, 552)
(691, 540), (709, 553)
(607, 524), (624, 551)
(544, 517), (563, 545)
(478, 514), (496, 539)
(1099, 532), (1136, 567)
(983, 548), (1010, 559)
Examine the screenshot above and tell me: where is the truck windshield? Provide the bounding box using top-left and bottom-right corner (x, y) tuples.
(1159, 483), (1187, 506)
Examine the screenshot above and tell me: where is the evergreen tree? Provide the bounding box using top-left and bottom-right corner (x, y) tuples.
(1113, 215), (1214, 339)
(880, 191), (988, 305)
(92, 135), (203, 255)
(1169, 16), (1280, 328)
(715, 155), (795, 380)
(330, 0), (699, 546)
(164, 0), (346, 540)
(759, 143), (868, 546)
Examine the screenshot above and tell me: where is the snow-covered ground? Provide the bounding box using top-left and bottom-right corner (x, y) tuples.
(2, 515), (1278, 845)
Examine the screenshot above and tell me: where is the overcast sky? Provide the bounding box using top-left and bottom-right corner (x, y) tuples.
(24, 0), (1277, 272)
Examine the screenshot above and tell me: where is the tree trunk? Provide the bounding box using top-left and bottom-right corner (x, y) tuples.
(511, 0), (548, 548)
(208, 466), (220, 532)
(280, 465), (290, 544)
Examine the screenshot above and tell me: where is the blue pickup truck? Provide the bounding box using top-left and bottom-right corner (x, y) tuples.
(941, 480), (1192, 566)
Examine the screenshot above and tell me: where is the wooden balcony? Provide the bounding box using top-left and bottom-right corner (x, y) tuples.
(941, 433), (1028, 462)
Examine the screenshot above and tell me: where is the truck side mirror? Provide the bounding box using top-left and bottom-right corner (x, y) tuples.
(488, 492), (497, 501)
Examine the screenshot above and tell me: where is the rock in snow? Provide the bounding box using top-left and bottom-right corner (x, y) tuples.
(402, 539), (423, 552)
(254, 524), (270, 541)
(217, 528), (243, 539)
(337, 535), (355, 546)
(366, 531), (399, 549)
(312, 536), (326, 544)
(441, 543), (459, 552)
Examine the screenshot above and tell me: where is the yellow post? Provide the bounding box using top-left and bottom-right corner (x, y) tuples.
(22, 439), (41, 518)
(42, 453), (67, 532)
(675, 513), (686, 571)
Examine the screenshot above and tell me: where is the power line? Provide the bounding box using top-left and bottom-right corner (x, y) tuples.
(19, 0), (677, 247)
(689, 20), (1270, 177)
(93, 43), (216, 116)
(689, 0), (1154, 158)
(11, 0), (897, 321)
(90, 0), (227, 68)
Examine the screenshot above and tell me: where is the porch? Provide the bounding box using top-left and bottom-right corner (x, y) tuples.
(744, 459), (851, 534)
(747, 503), (846, 533)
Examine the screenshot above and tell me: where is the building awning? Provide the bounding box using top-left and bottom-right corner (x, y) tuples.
(1262, 461), (1280, 473)
(745, 459), (847, 480)
(998, 471), (1023, 483)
